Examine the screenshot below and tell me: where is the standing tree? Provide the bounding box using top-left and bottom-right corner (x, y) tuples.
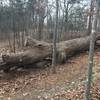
(85, 0), (100, 100)
(87, 0), (94, 35)
(64, 0), (82, 32)
(51, 0), (59, 73)
(34, 0), (46, 40)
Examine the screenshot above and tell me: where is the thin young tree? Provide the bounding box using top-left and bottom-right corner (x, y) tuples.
(51, 0), (59, 73)
(87, 0), (93, 35)
(85, 0), (100, 100)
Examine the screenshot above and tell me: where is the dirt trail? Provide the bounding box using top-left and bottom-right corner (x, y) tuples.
(0, 47), (100, 100)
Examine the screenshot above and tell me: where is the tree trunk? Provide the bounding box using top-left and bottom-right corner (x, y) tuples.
(0, 36), (99, 71)
(85, 0), (99, 99)
(52, 0), (59, 73)
(87, 0), (93, 35)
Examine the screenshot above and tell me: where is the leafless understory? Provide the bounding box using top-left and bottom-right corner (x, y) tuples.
(0, 0), (100, 100)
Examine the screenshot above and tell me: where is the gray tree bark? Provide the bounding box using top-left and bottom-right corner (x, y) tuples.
(87, 0), (93, 35)
(52, 0), (59, 73)
(85, 0), (100, 100)
(0, 36), (100, 72)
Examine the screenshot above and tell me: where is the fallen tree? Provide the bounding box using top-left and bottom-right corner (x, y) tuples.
(0, 36), (99, 72)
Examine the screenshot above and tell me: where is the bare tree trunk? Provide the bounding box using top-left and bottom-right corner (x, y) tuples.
(85, 0), (99, 100)
(64, 1), (69, 32)
(22, 31), (25, 47)
(87, 0), (93, 35)
(38, 16), (44, 40)
(13, 31), (16, 53)
(46, 0), (49, 40)
(52, 0), (59, 73)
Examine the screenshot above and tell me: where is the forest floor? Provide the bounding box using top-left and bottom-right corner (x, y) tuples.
(0, 44), (100, 100)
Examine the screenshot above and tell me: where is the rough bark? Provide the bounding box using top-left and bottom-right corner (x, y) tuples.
(0, 36), (99, 71)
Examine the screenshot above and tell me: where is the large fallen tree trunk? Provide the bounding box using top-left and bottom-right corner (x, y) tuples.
(0, 36), (98, 71)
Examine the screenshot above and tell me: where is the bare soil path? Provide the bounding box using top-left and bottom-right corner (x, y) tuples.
(0, 44), (100, 100)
